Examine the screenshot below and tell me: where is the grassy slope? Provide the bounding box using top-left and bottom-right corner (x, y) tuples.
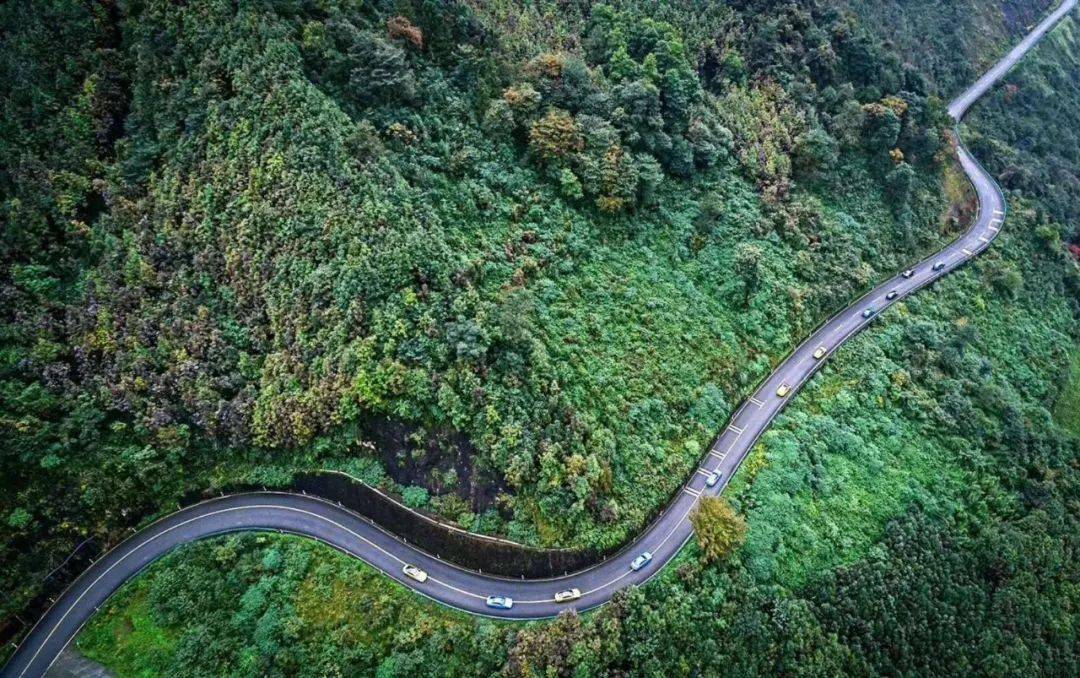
(1056, 350), (1080, 436)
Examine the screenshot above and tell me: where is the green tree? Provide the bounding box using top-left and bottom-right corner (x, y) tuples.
(690, 496), (748, 563)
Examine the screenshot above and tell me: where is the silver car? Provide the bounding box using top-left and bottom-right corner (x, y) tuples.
(630, 552), (654, 571)
(486, 595), (514, 610)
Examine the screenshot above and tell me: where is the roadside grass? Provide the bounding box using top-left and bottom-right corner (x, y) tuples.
(77, 534), (499, 677)
(1054, 349), (1080, 437)
(77, 581), (177, 677)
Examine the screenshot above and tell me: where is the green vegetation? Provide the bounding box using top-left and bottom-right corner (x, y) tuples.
(2, 0), (1078, 674)
(838, 0), (1055, 94)
(78, 184), (1080, 676)
(1056, 349), (1080, 436)
(1, 0), (970, 623)
(690, 495), (747, 562)
(78, 533), (502, 676)
(962, 14), (1080, 238)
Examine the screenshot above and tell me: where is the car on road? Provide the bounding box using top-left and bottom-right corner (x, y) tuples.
(402, 564), (428, 583)
(861, 307), (876, 319)
(486, 595), (514, 610)
(775, 383), (791, 397)
(631, 552), (653, 571)
(705, 471), (722, 487)
(813, 346), (827, 360)
(933, 261), (946, 271)
(902, 269), (915, 278)
(555, 588), (582, 603)
(886, 290), (899, 301)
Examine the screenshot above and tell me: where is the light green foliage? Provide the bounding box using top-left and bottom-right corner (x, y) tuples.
(690, 496), (748, 562)
(1055, 350), (1080, 436)
(78, 533), (503, 676)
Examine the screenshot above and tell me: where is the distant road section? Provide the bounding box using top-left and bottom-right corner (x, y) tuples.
(4, 1), (1077, 675)
(949, 0), (1077, 120)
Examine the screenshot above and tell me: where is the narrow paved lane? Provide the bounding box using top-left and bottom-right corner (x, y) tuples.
(5, 1), (1075, 675)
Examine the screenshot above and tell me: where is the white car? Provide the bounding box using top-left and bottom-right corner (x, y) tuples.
(813, 346), (827, 360)
(486, 595), (514, 610)
(630, 552), (653, 571)
(554, 588), (582, 603)
(776, 383), (791, 398)
(402, 564), (428, 583)
(705, 472), (721, 487)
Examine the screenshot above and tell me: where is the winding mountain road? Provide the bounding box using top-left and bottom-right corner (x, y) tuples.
(5, 2), (1076, 675)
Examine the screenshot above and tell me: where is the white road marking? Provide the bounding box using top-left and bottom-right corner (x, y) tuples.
(682, 487), (701, 498)
(962, 248), (974, 256)
(748, 396), (765, 407)
(728, 424), (744, 434)
(709, 450), (725, 461)
(695, 469), (713, 478)
(979, 236), (990, 243)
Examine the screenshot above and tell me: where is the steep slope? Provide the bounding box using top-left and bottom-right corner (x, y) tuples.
(1, 0), (973, 635)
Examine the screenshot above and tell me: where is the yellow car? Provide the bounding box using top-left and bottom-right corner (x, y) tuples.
(813, 346), (827, 360)
(776, 383), (791, 397)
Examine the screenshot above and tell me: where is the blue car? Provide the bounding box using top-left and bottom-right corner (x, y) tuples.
(486, 595), (514, 610)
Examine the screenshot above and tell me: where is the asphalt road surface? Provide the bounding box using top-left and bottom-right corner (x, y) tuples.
(5, 1), (1076, 675)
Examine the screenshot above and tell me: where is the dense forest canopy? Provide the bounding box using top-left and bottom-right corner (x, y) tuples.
(1, 0), (1078, 674)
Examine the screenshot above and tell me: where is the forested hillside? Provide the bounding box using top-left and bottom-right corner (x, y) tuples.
(963, 15), (1080, 239)
(2, 0), (1078, 674)
(838, 0), (1056, 93)
(1, 0), (967, 623)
